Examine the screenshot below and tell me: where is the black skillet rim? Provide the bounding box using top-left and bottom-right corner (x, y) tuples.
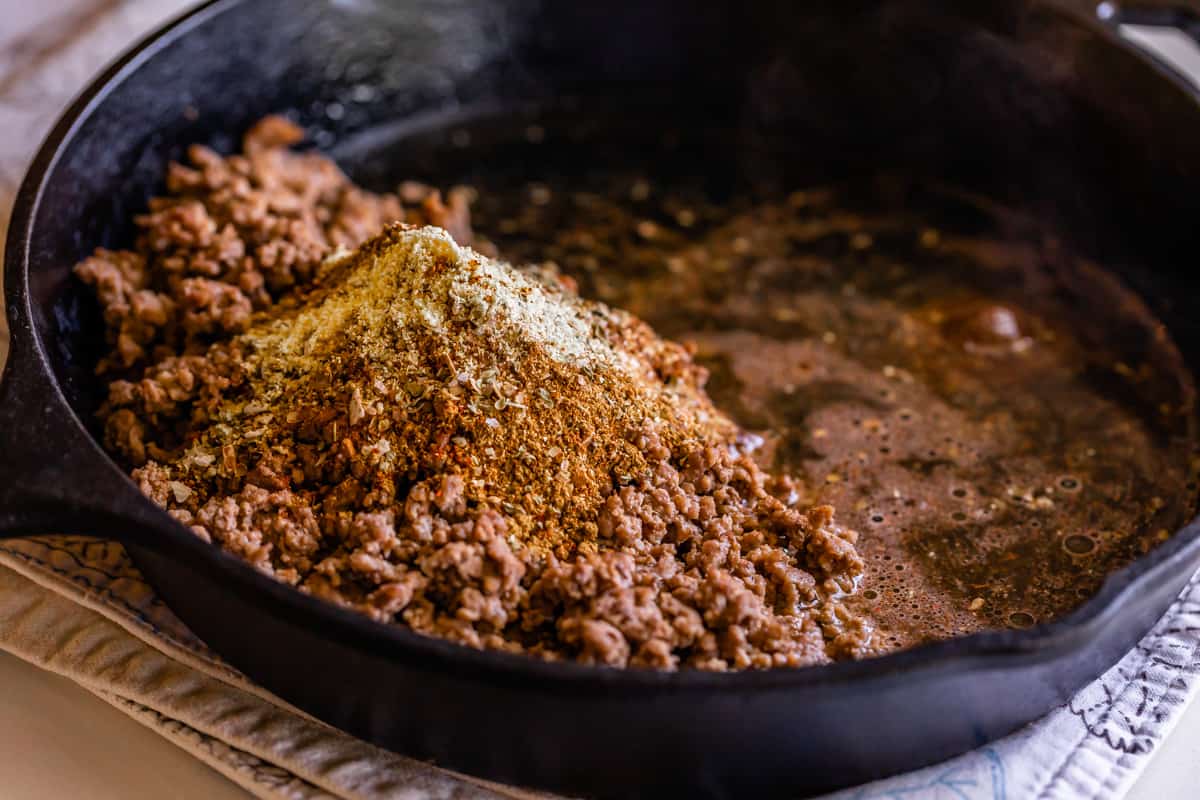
(6, 0), (1200, 694)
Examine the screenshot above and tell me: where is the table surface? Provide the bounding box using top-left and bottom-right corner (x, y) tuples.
(1, 2), (1199, 798)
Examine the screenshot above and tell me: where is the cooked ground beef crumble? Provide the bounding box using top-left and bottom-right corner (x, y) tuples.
(76, 117), (869, 670)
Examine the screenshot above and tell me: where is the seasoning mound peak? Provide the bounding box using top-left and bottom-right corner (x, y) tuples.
(247, 224), (718, 420)
(235, 223), (735, 551)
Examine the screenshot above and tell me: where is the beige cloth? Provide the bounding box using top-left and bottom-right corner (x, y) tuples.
(0, 538), (542, 800)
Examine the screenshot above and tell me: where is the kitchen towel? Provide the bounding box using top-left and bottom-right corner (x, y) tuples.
(2, 2), (1200, 798)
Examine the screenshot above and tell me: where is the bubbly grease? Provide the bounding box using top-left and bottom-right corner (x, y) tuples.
(366, 115), (1200, 655)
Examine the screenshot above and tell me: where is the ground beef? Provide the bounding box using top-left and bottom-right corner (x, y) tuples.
(524, 427), (861, 669)
(135, 419), (863, 669)
(76, 116), (472, 374)
(76, 116), (869, 670)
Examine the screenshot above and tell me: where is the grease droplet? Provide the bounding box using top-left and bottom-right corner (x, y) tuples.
(1063, 534), (1096, 555)
(1008, 611), (1036, 628)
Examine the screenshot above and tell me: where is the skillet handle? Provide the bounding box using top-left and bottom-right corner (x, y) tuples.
(0, 331), (168, 542)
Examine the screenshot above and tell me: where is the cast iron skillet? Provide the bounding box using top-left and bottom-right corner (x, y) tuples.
(5, 1), (1200, 796)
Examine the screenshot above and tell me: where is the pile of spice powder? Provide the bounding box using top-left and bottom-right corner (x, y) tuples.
(75, 119), (869, 669)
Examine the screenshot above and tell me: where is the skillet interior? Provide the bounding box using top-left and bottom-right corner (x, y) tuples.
(9, 0), (1200, 796)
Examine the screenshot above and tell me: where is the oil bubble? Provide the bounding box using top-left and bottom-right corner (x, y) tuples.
(1008, 611), (1036, 628)
(1063, 534), (1096, 555)
(1058, 475), (1082, 492)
